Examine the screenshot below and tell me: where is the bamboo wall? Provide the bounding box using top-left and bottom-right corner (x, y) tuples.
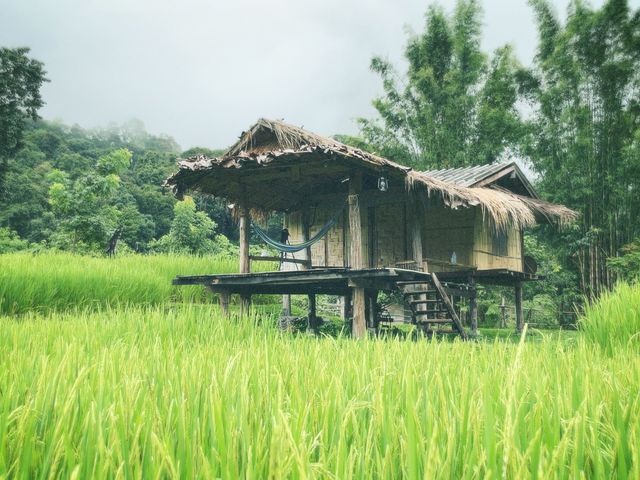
(284, 200), (523, 272)
(473, 212), (523, 271)
(422, 206), (476, 271)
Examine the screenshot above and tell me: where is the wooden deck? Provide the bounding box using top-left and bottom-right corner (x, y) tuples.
(173, 267), (540, 337)
(173, 267), (433, 295)
(173, 267), (541, 294)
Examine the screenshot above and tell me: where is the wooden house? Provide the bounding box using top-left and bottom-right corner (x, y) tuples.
(284, 162), (541, 275)
(166, 119), (577, 338)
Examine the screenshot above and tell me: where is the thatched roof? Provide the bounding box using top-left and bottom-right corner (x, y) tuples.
(165, 118), (578, 229)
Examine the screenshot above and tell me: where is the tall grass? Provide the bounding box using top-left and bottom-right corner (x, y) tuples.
(0, 305), (638, 478)
(580, 281), (640, 355)
(0, 252), (246, 314)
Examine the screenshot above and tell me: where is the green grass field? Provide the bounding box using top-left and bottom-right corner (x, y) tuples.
(0, 252), (278, 315)
(0, 253), (638, 478)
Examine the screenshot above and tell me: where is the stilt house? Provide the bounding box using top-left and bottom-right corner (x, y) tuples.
(166, 118), (577, 338)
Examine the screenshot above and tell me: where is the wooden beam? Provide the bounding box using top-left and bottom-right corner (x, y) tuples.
(348, 176), (363, 269)
(282, 292), (291, 316)
(308, 294), (317, 332)
(302, 209), (312, 270)
(366, 289), (378, 331)
(520, 228), (525, 273)
(469, 277), (479, 335)
(220, 290), (230, 317)
(410, 197), (424, 268)
(241, 295), (251, 317)
(238, 205), (251, 314)
(341, 291), (352, 320)
(515, 281), (524, 334)
(352, 289), (366, 338)
(239, 205), (250, 274)
(368, 206), (376, 268)
(349, 173), (366, 338)
(207, 287), (230, 317)
(249, 255), (311, 268)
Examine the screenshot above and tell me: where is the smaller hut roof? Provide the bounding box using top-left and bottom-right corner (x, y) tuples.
(423, 162), (537, 198)
(165, 118), (578, 230)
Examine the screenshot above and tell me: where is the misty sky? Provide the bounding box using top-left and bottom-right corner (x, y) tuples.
(2, 0), (638, 151)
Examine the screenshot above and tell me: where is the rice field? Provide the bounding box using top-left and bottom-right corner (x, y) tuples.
(0, 253), (639, 478)
(0, 252), (276, 315)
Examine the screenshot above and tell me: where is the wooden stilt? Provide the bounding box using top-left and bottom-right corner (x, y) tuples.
(366, 289), (379, 331)
(349, 174), (366, 339)
(282, 294), (291, 316)
(238, 205), (251, 315)
(469, 277), (479, 336)
(219, 289), (230, 317)
(308, 293), (317, 332)
(341, 292), (352, 320)
(240, 295), (251, 317)
(515, 282), (524, 334)
(302, 210), (311, 270)
(352, 289), (366, 338)
(238, 205), (250, 274)
(410, 197), (424, 270)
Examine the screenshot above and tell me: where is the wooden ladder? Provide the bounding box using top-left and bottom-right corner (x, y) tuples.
(401, 273), (469, 340)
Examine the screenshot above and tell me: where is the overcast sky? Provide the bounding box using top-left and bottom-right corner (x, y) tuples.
(2, 0), (638, 151)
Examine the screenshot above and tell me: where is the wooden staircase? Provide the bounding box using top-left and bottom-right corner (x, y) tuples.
(400, 273), (469, 340)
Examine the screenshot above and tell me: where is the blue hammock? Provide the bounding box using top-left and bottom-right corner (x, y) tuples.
(252, 200), (347, 253)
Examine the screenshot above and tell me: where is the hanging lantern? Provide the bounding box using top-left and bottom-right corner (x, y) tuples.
(378, 176), (389, 192)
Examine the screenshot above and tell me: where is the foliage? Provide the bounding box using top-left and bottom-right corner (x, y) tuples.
(0, 119), (237, 252)
(150, 196), (236, 256)
(181, 146), (226, 158)
(580, 281), (640, 355)
(359, 0), (525, 169)
(48, 149), (132, 251)
(607, 238), (640, 281)
(0, 47), (47, 196)
(524, 0), (640, 297)
(0, 227), (28, 253)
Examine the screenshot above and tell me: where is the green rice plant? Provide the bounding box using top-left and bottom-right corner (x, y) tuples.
(0, 304), (638, 478)
(579, 281), (640, 355)
(0, 252), (275, 314)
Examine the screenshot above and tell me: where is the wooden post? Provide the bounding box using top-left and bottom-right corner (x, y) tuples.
(500, 296), (507, 328)
(238, 205), (251, 315)
(282, 294), (291, 316)
(368, 206), (376, 268)
(341, 291), (352, 320)
(302, 209), (311, 270)
(238, 205), (250, 274)
(409, 195), (428, 323)
(219, 289), (230, 317)
(469, 277), (479, 336)
(352, 289), (366, 338)
(410, 196), (424, 270)
(300, 209), (317, 331)
(349, 173), (366, 339)
(308, 293), (317, 332)
(515, 282), (524, 334)
(366, 289), (379, 331)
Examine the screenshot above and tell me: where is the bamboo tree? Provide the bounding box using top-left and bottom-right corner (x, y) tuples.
(525, 0), (640, 297)
(359, 0), (525, 170)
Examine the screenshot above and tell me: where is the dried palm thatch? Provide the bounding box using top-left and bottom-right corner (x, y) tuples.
(225, 118), (336, 156)
(406, 171), (579, 230)
(165, 118), (578, 230)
